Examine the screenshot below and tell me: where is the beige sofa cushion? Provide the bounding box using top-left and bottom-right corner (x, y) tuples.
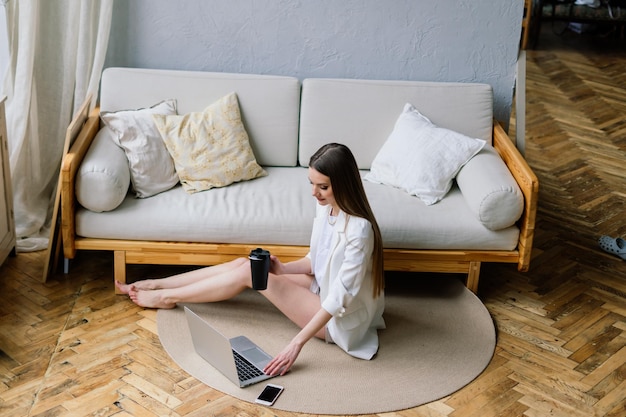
(100, 68), (301, 167)
(299, 78), (493, 168)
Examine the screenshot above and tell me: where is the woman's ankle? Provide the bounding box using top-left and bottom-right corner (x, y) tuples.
(133, 279), (158, 290)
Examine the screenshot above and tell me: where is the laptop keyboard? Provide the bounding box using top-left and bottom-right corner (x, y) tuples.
(233, 350), (265, 382)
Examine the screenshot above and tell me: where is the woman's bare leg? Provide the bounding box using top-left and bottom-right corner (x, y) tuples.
(260, 274), (326, 340)
(128, 259), (252, 308)
(116, 258), (248, 294)
(126, 262), (325, 340)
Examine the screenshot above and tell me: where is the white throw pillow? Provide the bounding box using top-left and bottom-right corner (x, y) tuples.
(100, 99), (179, 198)
(152, 92), (267, 194)
(365, 103), (486, 205)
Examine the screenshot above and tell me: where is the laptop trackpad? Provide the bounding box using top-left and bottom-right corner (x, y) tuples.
(231, 336), (272, 362)
(242, 347), (272, 364)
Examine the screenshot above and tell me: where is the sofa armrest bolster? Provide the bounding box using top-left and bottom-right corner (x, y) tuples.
(76, 126), (130, 212)
(456, 144), (524, 230)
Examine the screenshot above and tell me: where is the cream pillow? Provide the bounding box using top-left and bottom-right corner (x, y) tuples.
(152, 93), (267, 194)
(456, 144), (524, 230)
(100, 99), (179, 198)
(365, 103), (486, 205)
(76, 127), (130, 212)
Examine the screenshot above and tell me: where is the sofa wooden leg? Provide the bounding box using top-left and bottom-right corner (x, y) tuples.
(466, 261), (481, 294)
(114, 251), (127, 294)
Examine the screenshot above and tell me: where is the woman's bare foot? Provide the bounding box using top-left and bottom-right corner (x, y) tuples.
(116, 279), (160, 294)
(115, 280), (134, 294)
(128, 288), (176, 309)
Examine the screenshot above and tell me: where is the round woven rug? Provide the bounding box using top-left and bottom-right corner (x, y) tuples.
(157, 277), (496, 415)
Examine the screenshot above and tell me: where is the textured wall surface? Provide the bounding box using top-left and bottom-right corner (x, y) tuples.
(105, 0), (523, 121)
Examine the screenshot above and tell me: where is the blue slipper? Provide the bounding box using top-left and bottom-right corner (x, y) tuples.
(598, 236), (626, 260)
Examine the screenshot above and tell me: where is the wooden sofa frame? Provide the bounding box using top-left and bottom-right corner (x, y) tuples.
(60, 107), (538, 294)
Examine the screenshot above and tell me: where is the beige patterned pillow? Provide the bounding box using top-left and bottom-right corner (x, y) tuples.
(152, 93), (266, 194)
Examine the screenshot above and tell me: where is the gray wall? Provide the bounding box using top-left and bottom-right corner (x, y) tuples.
(105, 0), (523, 122)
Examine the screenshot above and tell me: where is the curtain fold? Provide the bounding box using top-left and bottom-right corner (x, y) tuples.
(1, 0), (112, 252)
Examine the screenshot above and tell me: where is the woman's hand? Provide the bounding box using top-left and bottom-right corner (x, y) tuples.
(263, 340), (303, 376)
(269, 255), (287, 275)
(271, 256), (312, 276)
(263, 308), (332, 376)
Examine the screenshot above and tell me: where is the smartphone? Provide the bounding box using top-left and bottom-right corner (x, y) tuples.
(255, 383), (284, 406)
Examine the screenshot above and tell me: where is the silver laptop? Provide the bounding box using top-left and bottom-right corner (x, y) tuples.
(184, 306), (275, 387)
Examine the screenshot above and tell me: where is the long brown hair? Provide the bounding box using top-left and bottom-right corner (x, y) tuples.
(309, 143), (384, 298)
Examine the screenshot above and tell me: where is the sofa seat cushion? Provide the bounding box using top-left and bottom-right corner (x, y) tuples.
(77, 167), (315, 246)
(76, 167), (519, 251)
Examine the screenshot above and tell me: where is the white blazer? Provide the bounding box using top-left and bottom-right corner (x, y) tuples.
(308, 203), (385, 360)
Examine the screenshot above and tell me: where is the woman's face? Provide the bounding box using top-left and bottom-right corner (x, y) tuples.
(308, 167), (337, 211)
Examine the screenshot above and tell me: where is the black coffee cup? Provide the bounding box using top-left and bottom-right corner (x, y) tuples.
(249, 248), (270, 290)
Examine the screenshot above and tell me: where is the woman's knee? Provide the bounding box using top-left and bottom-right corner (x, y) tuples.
(233, 258), (252, 286)
(228, 257), (248, 268)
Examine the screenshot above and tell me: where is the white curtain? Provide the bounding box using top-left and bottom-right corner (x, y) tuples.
(1, 0), (113, 252)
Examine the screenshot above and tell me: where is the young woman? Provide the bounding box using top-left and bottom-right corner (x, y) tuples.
(117, 143), (385, 374)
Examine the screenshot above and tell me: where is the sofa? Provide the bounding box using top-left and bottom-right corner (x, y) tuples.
(60, 67), (538, 294)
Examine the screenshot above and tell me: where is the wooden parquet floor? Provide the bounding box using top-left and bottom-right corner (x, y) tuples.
(1, 29), (625, 417)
